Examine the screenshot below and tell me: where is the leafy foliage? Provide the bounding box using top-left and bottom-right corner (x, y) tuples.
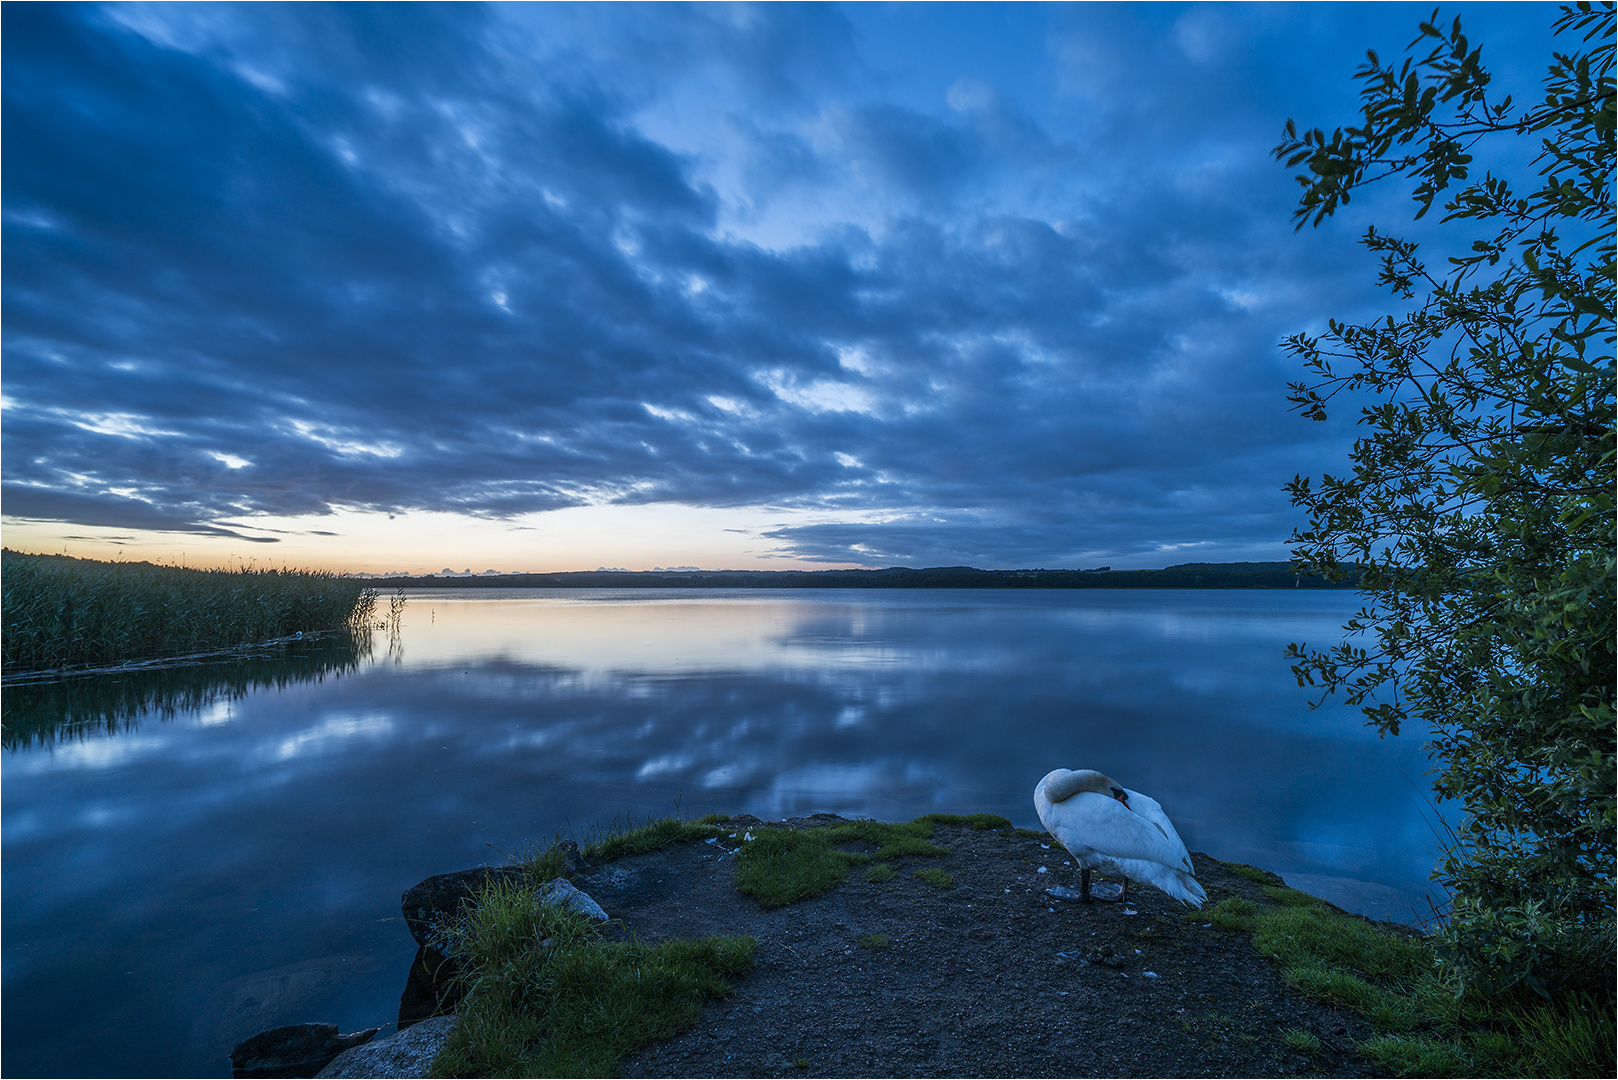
(1274, 4), (1614, 1002)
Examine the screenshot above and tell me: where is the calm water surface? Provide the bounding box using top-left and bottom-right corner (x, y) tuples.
(2, 589), (1446, 1077)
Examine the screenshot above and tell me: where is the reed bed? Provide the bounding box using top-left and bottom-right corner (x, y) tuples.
(1, 549), (377, 673)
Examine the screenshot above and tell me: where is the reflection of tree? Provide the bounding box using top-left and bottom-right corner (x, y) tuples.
(1, 632), (374, 750)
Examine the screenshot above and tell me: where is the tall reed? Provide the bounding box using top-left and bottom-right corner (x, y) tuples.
(1, 549), (377, 673)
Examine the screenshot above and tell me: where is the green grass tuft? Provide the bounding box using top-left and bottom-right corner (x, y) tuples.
(581, 815), (725, 862)
(1202, 897), (1259, 933)
(1511, 993), (1616, 1078)
(913, 868), (954, 888)
(432, 877), (754, 1078)
(1357, 1035), (1475, 1077)
(1282, 1029), (1322, 1053)
(1235, 882), (1614, 1077)
(863, 864), (897, 883)
(858, 933), (890, 949)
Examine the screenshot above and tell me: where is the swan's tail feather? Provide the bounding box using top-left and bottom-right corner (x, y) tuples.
(1169, 870), (1208, 909)
(1114, 857), (1207, 908)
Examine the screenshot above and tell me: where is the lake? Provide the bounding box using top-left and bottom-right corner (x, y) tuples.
(1, 588), (1448, 1077)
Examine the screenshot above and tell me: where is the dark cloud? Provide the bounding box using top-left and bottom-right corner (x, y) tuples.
(1, 2), (1556, 566)
(2, 485), (278, 541)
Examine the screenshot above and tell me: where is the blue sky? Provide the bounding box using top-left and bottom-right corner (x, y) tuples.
(1, 2), (1558, 573)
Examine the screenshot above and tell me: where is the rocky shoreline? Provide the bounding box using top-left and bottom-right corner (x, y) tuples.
(233, 814), (1409, 1078)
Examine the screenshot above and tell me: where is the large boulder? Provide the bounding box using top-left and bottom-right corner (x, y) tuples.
(230, 1023), (380, 1079)
(316, 1016), (457, 1079)
(400, 865), (525, 948)
(396, 945), (464, 1031)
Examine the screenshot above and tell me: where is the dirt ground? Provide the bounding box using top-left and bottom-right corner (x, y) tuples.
(556, 814), (1397, 1078)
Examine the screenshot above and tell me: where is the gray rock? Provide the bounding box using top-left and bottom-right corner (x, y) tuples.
(556, 838), (589, 873)
(316, 1016), (457, 1079)
(536, 878), (608, 922)
(400, 865), (525, 948)
(230, 1022), (380, 1078)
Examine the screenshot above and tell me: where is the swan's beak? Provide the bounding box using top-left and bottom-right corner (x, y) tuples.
(1110, 787), (1128, 804)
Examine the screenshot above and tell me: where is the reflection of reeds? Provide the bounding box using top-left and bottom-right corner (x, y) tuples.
(1, 633), (372, 749)
(1, 549), (376, 673)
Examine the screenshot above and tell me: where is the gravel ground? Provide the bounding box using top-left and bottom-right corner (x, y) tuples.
(555, 815), (1397, 1078)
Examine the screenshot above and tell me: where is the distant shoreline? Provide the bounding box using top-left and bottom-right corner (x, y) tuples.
(362, 561), (1359, 590)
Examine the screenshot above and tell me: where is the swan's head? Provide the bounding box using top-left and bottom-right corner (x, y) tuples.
(1038, 768), (1129, 805)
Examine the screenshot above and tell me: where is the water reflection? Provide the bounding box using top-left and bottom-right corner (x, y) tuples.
(2, 589), (1447, 1078)
(1, 633), (373, 750)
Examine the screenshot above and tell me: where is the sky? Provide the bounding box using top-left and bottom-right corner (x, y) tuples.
(1, 2), (1560, 575)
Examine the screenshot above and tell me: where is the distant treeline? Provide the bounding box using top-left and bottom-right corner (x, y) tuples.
(367, 561), (1359, 590)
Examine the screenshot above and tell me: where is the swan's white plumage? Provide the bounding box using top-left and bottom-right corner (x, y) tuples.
(1035, 768), (1207, 908)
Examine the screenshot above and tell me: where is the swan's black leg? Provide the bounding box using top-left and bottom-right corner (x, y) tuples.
(1120, 878), (1129, 904)
(1081, 866), (1092, 903)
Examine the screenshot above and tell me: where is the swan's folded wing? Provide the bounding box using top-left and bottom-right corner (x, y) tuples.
(1122, 789), (1194, 870)
(1056, 795), (1195, 872)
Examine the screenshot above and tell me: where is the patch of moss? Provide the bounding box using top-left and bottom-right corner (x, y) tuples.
(823, 818), (948, 860)
(858, 933), (890, 949)
(1222, 861), (1286, 886)
(733, 815), (953, 908)
(914, 812), (1012, 831)
(735, 828), (866, 909)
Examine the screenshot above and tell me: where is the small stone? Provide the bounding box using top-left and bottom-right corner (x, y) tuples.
(536, 879), (609, 922)
(1143, 971), (1160, 978)
(317, 1016), (456, 1078)
(1036, 866), (1048, 874)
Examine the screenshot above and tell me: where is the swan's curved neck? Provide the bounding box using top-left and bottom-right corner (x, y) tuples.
(1045, 769), (1120, 803)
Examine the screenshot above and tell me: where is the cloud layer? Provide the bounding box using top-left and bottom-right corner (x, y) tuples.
(1, 2), (1555, 567)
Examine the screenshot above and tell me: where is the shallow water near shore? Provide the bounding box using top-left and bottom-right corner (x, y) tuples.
(2, 588), (1445, 1077)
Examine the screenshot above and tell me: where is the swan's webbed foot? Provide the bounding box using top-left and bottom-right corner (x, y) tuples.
(1087, 877), (1125, 902)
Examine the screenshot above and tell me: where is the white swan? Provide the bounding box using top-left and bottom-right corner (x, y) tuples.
(1034, 768), (1206, 908)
